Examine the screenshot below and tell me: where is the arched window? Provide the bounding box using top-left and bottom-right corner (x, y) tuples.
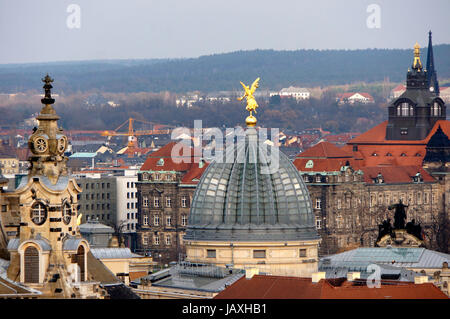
(30, 202), (47, 225)
(398, 102), (414, 116)
(401, 102), (410, 116)
(24, 246), (39, 283)
(432, 102), (441, 116)
(76, 246), (85, 282)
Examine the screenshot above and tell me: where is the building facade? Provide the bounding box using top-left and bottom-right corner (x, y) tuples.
(135, 142), (207, 264)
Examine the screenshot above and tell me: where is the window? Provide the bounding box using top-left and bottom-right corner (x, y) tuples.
(166, 216), (172, 227)
(315, 175), (321, 183)
(157, 158), (164, 166)
(1, 205), (7, 212)
(253, 250), (266, 258)
(107, 183), (110, 189)
(315, 198), (321, 209)
(153, 215), (160, 226)
(166, 174), (172, 181)
(143, 215), (148, 225)
(424, 192), (429, 204)
(127, 213), (130, 219)
(143, 196), (149, 207)
(432, 102), (441, 116)
(166, 197), (171, 207)
(182, 215), (187, 226)
(299, 249), (307, 257)
(207, 249), (216, 258)
(337, 199), (342, 209)
(316, 218), (321, 230)
(181, 196), (188, 208)
(142, 235), (148, 246)
(101, 183), (104, 189)
(165, 235), (171, 245)
(127, 192), (130, 199)
(31, 202), (47, 225)
(154, 173), (160, 181)
(127, 203), (130, 209)
(86, 183), (89, 189)
(154, 197), (160, 207)
(127, 182), (130, 188)
(62, 203), (71, 225)
(154, 236), (160, 245)
(107, 193), (110, 199)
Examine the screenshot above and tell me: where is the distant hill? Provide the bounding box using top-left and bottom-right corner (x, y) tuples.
(0, 45), (449, 93)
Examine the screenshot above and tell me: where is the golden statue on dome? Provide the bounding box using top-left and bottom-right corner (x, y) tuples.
(413, 42), (422, 70)
(238, 77), (260, 127)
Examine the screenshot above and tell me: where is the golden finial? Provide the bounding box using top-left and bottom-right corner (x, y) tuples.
(413, 42), (422, 70)
(238, 77), (260, 127)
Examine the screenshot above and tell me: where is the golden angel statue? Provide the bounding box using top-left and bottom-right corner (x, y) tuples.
(238, 77), (260, 126)
(238, 77), (260, 113)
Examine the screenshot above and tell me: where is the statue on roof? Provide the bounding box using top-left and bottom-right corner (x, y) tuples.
(389, 199), (408, 229)
(238, 77), (260, 126)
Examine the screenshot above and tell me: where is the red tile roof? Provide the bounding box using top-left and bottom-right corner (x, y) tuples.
(140, 142), (196, 172)
(296, 142), (353, 159)
(140, 141), (208, 185)
(180, 163), (209, 185)
(361, 166), (435, 184)
(293, 158), (361, 172)
(214, 275), (448, 299)
(392, 84), (406, 92)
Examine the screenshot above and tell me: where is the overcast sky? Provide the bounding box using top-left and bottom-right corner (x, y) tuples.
(1, 0), (449, 64)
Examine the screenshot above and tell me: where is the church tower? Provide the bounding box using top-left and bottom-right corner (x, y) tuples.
(0, 76), (104, 298)
(386, 41), (446, 140)
(426, 31), (440, 95)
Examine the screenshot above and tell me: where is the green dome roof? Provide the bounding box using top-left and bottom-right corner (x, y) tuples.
(184, 127), (319, 242)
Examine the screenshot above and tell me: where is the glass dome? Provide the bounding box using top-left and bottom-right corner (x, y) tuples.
(184, 127), (319, 242)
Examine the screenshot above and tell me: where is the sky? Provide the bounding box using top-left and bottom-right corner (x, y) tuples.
(0, 0), (449, 64)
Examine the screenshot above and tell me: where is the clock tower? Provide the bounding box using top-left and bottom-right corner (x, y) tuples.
(28, 74), (69, 184)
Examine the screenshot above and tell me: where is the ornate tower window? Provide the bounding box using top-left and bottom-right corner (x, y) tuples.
(432, 102), (441, 116)
(62, 203), (72, 225)
(30, 202), (47, 225)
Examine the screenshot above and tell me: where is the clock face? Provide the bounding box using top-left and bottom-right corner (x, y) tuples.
(34, 137), (48, 153)
(57, 137), (67, 154)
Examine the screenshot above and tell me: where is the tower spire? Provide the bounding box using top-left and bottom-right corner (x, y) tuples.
(426, 30), (440, 95)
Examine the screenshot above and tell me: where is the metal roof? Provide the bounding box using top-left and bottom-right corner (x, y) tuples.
(320, 247), (450, 270)
(90, 248), (136, 259)
(69, 152), (97, 158)
(63, 237), (84, 251)
(79, 220), (114, 234)
(16, 175), (70, 192)
(185, 127), (318, 242)
(7, 235), (51, 252)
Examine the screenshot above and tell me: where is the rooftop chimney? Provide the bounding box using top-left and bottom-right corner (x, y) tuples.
(312, 272), (326, 283)
(347, 272), (361, 282)
(245, 268), (259, 279)
(414, 275), (429, 284)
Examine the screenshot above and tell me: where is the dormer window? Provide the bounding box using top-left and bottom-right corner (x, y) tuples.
(157, 158), (164, 166)
(375, 173), (384, 184)
(386, 153), (392, 157)
(415, 153), (421, 157)
(400, 153), (407, 157)
(372, 152), (378, 156)
(413, 172), (423, 183)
